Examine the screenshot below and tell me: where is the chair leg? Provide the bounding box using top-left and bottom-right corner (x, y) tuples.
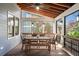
(55, 45), (56, 50)
(27, 45), (30, 55)
(48, 45), (51, 54)
(21, 44), (24, 50)
(55, 43), (56, 50)
(25, 45), (30, 55)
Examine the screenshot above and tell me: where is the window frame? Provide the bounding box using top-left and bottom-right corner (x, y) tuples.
(7, 11), (19, 39)
(64, 10), (79, 35)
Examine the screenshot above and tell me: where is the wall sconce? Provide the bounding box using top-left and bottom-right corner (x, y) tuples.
(59, 20), (63, 25)
(32, 23), (34, 27)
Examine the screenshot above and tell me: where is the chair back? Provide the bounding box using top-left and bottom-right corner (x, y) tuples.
(20, 34), (27, 44)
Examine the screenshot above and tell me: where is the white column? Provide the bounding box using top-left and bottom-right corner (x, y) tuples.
(42, 24), (45, 33)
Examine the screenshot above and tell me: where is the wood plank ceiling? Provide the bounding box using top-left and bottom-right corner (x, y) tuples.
(17, 3), (75, 18)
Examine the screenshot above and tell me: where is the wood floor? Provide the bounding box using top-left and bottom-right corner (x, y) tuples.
(4, 43), (69, 56)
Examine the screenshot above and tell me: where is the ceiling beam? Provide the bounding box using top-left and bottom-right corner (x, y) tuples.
(39, 8), (59, 15)
(42, 4), (67, 11)
(42, 6), (63, 14)
(52, 3), (70, 8)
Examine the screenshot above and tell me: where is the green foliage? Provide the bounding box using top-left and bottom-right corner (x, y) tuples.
(35, 26), (40, 33)
(67, 22), (79, 38)
(67, 31), (79, 38)
(45, 22), (51, 33)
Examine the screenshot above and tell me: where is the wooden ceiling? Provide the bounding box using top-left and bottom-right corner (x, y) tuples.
(17, 3), (75, 18)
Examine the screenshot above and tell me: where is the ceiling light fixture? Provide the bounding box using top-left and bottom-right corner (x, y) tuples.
(34, 3), (40, 11)
(36, 6), (40, 10)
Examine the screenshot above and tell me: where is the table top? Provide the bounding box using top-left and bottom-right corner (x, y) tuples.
(24, 36), (54, 40)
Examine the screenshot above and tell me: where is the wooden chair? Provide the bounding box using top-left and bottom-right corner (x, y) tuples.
(52, 34), (57, 50)
(21, 34), (25, 50)
(49, 34), (57, 50)
(21, 34), (29, 51)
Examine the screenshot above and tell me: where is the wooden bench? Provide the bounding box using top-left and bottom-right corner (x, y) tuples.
(25, 39), (51, 54)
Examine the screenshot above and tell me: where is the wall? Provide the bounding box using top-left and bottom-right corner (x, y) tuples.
(0, 3), (21, 56)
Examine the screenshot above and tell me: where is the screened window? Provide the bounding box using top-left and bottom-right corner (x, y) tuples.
(65, 10), (79, 35)
(22, 11), (53, 34)
(14, 17), (19, 35)
(56, 19), (63, 34)
(8, 12), (19, 38)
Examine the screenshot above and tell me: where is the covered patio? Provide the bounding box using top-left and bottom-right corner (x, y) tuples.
(0, 3), (79, 56)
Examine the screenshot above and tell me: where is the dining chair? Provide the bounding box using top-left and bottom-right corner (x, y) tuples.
(21, 34), (25, 50)
(49, 34), (57, 50)
(53, 34), (57, 50)
(21, 34), (29, 51)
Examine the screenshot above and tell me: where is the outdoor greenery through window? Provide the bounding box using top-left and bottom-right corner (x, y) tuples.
(22, 11), (53, 34)
(8, 12), (19, 38)
(65, 10), (79, 38)
(31, 21), (53, 33)
(22, 21), (53, 34)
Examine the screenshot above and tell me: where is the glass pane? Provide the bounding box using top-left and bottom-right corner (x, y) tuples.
(21, 11), (53, 34)
(22, 21), (31, 33)
(56, 19), (63, 34)
(31, 21), (53, 33)
(8, 12), (14, 38)
(14, 17), (19, 35)
(65, 10), (79, 38)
